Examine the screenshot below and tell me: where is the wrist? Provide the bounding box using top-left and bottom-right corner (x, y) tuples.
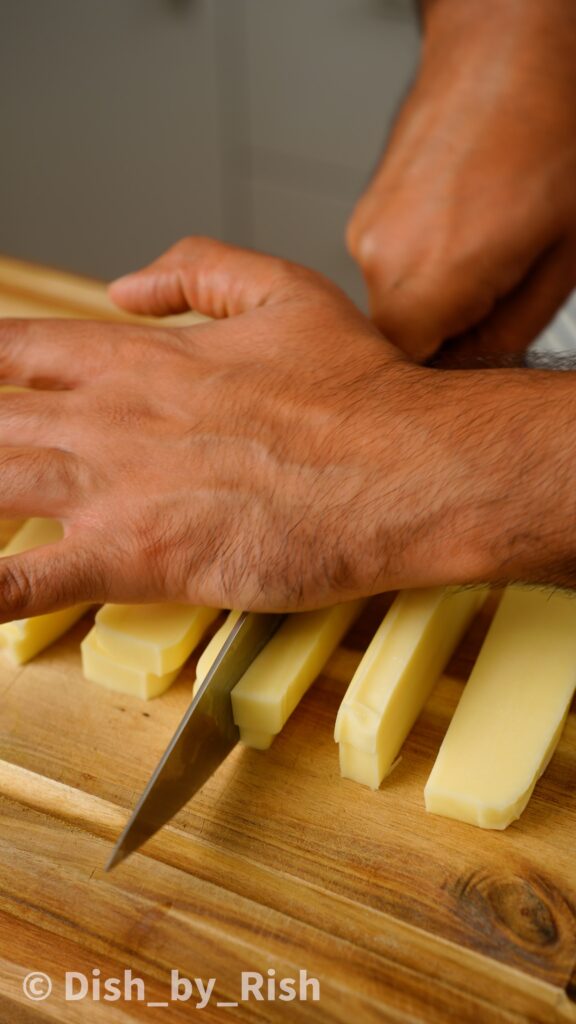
(360, 368), (576, 593)
(471, 371), (576, 590)
(424, 370), (576, 590)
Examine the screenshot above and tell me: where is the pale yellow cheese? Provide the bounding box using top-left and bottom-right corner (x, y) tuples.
(334, 587), (486, 788)
(338, 743), (400, 790)
(94, 602), (220, 675)
(238, 729), (275, 750)
(232, 601), (365, 735)
(194, 602), (366, 744)
(81, 626), (181, 699)
(194, 611), (242, 692)
(0, 518), (89, 664)
(424, 586), (576, 829)
(2, 517), (63, 555)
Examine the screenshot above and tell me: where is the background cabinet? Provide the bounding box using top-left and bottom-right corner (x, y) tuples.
(0, 0), (420, 306)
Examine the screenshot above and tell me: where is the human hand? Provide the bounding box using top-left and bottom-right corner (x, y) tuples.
(0, 238), (444, 620)
(3, 235), (576, 621)
(347, 0), (576, 363)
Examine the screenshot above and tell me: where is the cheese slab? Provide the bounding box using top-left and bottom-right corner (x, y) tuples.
(424, 586), (576, 829)
(232, 601), (366, 735)
(334, 587), (486, 788)
(94, 602), (220, 675)
(194, 602), (366, 745)
(0, 518), (89, 664)
(81, 626), (181, 699)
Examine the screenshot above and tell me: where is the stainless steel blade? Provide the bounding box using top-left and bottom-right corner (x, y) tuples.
(105, 611), (285, 870)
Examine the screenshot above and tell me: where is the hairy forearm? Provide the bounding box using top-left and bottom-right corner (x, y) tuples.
(364, 366), (576, 594)
(445, 370), (576, 589)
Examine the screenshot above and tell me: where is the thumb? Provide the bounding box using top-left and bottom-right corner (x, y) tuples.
(0, 537), (106, 621)
(109, 236), (306, 319)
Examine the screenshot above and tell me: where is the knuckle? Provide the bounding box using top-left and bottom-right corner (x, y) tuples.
(360, 236), (397, 280)
(172, 235), (197, 254)
(164, 237), (192, 261)
(270, 260), (328, 303)
(346, 207), (383, 269)
(345, 212), (364, 261)
(170, 235), (217, 261)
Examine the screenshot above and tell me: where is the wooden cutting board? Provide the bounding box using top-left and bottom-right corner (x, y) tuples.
(0, 256), (575, 1024)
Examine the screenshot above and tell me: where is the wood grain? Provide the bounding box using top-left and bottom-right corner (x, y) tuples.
(0, 258), (575, 1023)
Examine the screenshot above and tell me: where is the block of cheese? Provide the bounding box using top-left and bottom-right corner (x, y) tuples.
(425, 586), (576, 829)
(334, 587), (487, 788)
(81, 626), (181, 699)
(194, 602), (366, 745)
(231, 601), (366, 734)
(94, 602), (220, 674)
(0, 518), (89, 664)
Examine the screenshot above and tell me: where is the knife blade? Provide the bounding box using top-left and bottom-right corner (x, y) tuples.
(105, 610), (286, 871)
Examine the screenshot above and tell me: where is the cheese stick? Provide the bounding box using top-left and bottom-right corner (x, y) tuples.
(195, 602), (366, 747)
(335, 587), (487, 788)
(82, 604), (220, 699)
(0, 518), (89, 664)
(94, 602), (220, 675)
(425, 586), (576, 829)
(81, 626), (180, 699)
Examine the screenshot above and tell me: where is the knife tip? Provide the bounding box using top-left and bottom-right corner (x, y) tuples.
(104, 843), (128, 872)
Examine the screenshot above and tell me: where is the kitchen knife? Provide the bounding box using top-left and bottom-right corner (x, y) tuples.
(105, 610), (286, 870)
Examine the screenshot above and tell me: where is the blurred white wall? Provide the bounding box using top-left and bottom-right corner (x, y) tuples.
(0, 0), (420, 307)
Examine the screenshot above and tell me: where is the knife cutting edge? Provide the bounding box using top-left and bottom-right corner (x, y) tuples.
(105, 610), (286, 871)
